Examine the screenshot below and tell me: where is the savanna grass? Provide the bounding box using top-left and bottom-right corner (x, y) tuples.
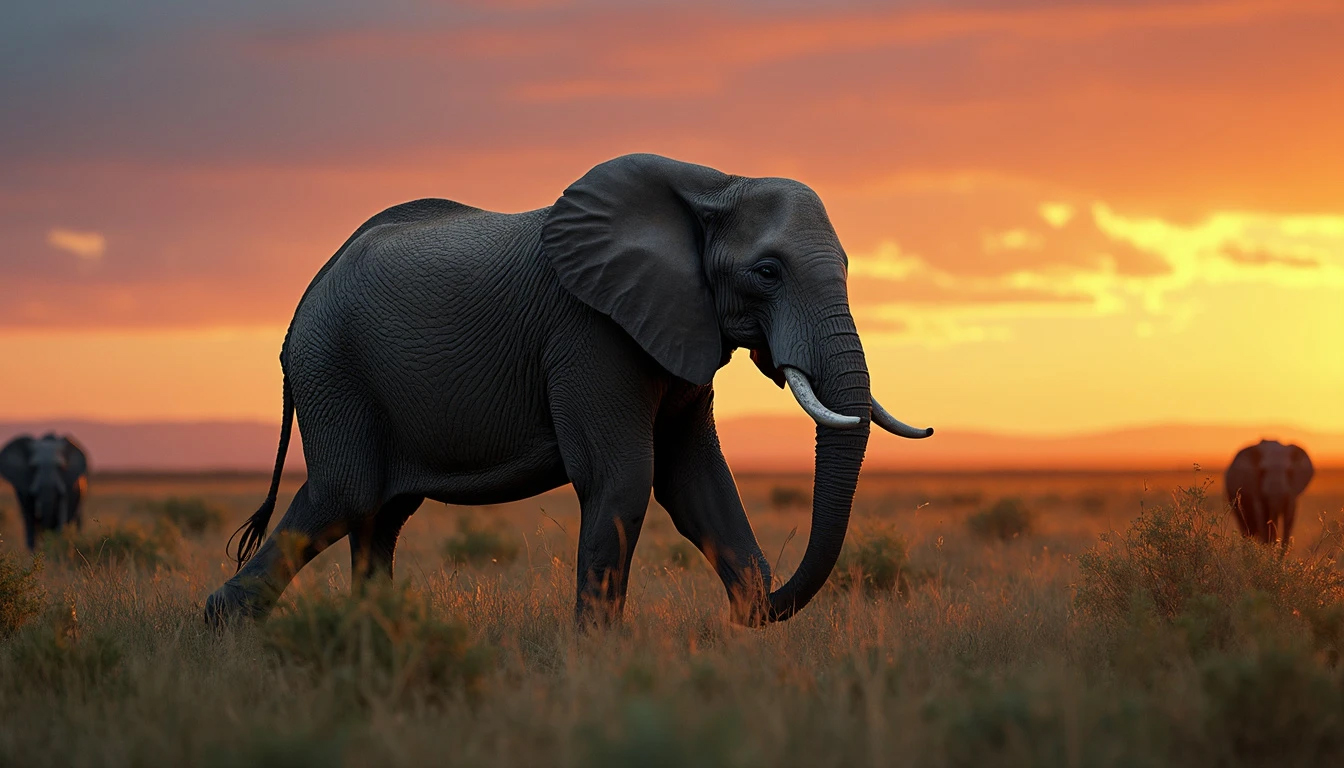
(0, 472), (1341, 767)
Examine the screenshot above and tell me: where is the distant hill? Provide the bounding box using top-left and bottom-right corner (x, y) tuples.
(1, 417), (1341, 473)
(715, 416), (1344, 472)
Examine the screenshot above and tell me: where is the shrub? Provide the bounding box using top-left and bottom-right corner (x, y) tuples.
(833, 524), (909, 594)
(967, 498), (1034, 542)
(143, 496), (224, 535)
(43, 522), (179, 570)
(1075, 485), (1344, 660)
(1199, 647), (1344, 764)
(0, 549), (45, 638)
(581, 698), (750, 768)
(442, 514), (519, 567)
(660, 541), (697, 570)
(769, 485), (810, 510)
(5, 603), (123, 696)
(263, 583), (491, 704)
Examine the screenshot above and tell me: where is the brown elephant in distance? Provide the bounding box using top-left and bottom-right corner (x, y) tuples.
(1224, 440), (1313, 546)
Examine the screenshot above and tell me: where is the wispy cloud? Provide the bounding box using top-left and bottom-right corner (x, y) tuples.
(45, 228), (106, 261)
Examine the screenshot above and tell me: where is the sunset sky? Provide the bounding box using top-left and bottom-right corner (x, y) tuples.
(2, 0), (1342, 436)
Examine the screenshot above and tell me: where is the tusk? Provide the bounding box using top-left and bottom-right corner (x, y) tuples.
(871, 397), (934, 439)
(781, 367), (863, 429)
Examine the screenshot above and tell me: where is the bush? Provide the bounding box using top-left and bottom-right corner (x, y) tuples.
(769, 486), (810, 510)
(43, 522), (179, 570)
(143, 496), (224, 535)
(659, 541), (697, 570)
(5, 603), (123, 696)
(1075, 484), (1344, 660)
(967, 498), (1034, 542)
(1200, 648), (1344, 763)
(442, 514), (519, 567)
(262, 582), (491, 703)
(0, 549), (45, 638)
(833, 524), (909, 594)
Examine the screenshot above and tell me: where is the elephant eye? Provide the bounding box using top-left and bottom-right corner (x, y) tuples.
(752, 261), (781, 281)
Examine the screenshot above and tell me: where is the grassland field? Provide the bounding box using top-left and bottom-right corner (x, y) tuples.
(1, 467), (1343, 767)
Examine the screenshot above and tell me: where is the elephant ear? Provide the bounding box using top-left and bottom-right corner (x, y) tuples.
(542, 154), (730, 385)
(1225, 445), (1259, 497)
(1289, 444), (1314, 495)
(0, 435), (35, 489)
(60, 436), (88, 484)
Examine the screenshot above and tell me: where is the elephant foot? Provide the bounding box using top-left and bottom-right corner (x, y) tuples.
(203, 579), (272, 628)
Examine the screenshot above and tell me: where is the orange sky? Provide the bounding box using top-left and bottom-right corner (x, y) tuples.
(2, 0), (1342, 435)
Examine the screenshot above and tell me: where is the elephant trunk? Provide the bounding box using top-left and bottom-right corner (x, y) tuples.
(764, 319), (870, 622)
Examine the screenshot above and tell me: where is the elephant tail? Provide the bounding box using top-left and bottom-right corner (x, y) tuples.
(228, 366), (295, 571)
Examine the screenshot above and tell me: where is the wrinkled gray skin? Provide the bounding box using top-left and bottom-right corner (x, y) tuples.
(0, 433), (88, 551)
(1225, 440), (1314, 546)
(205, 154), (930, 627)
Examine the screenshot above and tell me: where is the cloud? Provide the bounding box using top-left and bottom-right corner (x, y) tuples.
(1220, 244), (1320, 269)
(46, 228), (106, 261)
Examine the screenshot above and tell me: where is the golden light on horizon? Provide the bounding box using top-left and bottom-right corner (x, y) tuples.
(1, 0), (1340, 445)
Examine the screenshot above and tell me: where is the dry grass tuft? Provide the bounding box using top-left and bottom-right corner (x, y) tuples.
(142, 496), (226, 536)
(43, 521), (180, 571)
(0, 549), (45, 638)
(442, 513), (520, 567)
(967, 497), (1035, 541)
(262, 581), (492, 704)
(833, 523), (909, 594)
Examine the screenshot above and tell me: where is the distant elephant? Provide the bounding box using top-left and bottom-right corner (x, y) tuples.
(1225, 440), (1314, 546)
(0, 433), (89, 550)
(204, 153), (932, 627)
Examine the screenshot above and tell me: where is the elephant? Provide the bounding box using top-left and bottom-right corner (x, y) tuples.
(0, 433), (89, 551)
(204, 153), (932, 627)
(1225, 440), (1314, 546)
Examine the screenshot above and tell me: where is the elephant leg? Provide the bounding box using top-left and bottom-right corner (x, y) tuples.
(653, 387), (771, 624)
(571, 469), (652, 626)
(1280, 500), (1298, 549)
(350, 494), (423, 587)
(206, 481), (366, 623)
(19, 497), (36, 552)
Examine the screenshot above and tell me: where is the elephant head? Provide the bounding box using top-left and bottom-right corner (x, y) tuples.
(0, 433), (89, 548)
(544, 154), (930, 621)
(1225, 439), (1313, 544)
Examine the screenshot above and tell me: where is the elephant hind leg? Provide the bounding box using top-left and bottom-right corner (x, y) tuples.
(350, 494), (424, 587)
(206, 481), (375, 624)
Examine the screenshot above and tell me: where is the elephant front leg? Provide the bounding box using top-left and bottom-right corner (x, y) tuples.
(653, 389), (772, 626)
(574, 476), (653, 626)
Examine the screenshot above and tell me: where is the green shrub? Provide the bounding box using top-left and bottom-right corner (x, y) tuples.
(967, 498), (1034, 542)
(769, 485), (810, 510)
(143, 496), (224, 535)
(833, 524), (909, 594)
(659, 541), (697, 570)
(43, 522), (179, 570)
(0, 549), (45, 638)
(1076, 485), (1344, 660)
(262, 582), (492, 703)
(1200, 648), (1344, 763)
(5, 603), (123, 696)
(442, 514), (519, 567)
(582, 698), (750, 768)
(205, 727), (347, 768)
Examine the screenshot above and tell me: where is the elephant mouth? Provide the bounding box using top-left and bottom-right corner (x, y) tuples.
(749, 347), (788, 389)
(749, 346), (933, 439)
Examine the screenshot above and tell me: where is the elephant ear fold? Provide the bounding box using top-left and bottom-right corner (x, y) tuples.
(1289, 445), (1314, 494)
(0, 435), (35, 487)
(542, 154), (730, 385)
(60, 437), (88, 483)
